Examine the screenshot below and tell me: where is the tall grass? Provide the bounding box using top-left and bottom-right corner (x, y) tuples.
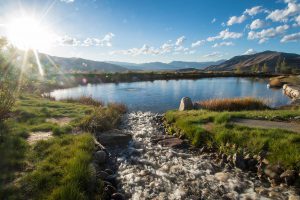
(79, 105), (126, 133)
(63, 96), (104, 107)
(195, 97), (269, 111)
(0, 84), (15, 122)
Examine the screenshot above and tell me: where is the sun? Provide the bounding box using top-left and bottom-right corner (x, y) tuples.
(6, 16), (53, 51)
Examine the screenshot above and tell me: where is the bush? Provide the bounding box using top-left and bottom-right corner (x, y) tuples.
(195, 97), (269, 111)
(107, 102), (127, 114)
(63, 96), (104, 107)
(0, 84), (15, 122)
(268, 78), (283, 88)
(79, 107), (122, 133)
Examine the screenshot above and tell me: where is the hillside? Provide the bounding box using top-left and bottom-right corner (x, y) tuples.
(38, 54), (128, 73)
(206, 51), (300, 72)
(108, 60), (225, 71)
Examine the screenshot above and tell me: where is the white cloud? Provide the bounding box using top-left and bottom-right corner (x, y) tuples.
(191, 40), (205, 48)
(296, 15), (300, 25)
(58, 33), (115, 47)
(211, 18), (217, 23)
(175, 36), (186, 46)
(243, 49), (257, 55)
(58, 35), (80, 46)
(248, 25), (289, 43)
(60, 0), (74, 3)
(160, 42), (173, 53)
(207, 29), (243, 42)
(281, 32), (300, 42)
(266, 1), (300, 22)
(203, 52), (223, 58)
(244, 6), (264, 16)
(227, 14), (247, 26)
(250, 19), (265, 30)
(212, 41), (234, 48)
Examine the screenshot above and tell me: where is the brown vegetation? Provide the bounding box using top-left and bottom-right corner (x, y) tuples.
(195, 97), (269, 111)
(63, 96), (104, 107)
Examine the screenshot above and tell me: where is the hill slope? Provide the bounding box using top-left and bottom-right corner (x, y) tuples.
(206, 51), (300, 72)
(38, 54), (128, 73)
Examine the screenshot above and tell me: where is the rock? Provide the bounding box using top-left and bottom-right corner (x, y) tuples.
(157, 137), (187, 148)
(215, 172), (230, 182)
(94, 150), (107, 164)
(104, 168), (114, 175)
(264, 165), (284, 185)
(247, 158), (258, 171)
(97, 129), (131, 147)
(105, 175), (118, 187)
(233, 153), (246, 170)
(280, 170), (297, 185)
(111, 193), (125, 200)
(178, 97), (193, 111)
(97, 170), (109, 180)
(289, 195), (300, 200)
(104, 184), (117, 196)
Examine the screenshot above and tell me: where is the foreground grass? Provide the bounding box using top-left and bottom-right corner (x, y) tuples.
(20, 133), (99, 200)
(1, 94), (124, 199)
(165, 109), (300, 170)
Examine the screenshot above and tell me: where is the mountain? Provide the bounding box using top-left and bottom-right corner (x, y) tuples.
(169, 60), (226, 69)
(108, 60), (226, 71)
(38, 54), (128, 73)
(205, 51), (300, 72)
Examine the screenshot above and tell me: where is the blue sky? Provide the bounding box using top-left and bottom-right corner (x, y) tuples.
(0, 0), (299, 63)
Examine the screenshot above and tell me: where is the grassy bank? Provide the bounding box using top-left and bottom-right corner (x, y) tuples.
(0, 95), (125, 199)
(165, 107), (300, 170)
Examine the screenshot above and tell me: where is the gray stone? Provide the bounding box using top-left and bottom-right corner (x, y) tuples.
(97, 170), (109, 180)
(280, 170), (297, 185)
(97, 129), (131, 147)
(178, 97), (194, 111)
(233, 153), (246, 170)
(111, 193), (125, 200)
(94, 150), (107, 164)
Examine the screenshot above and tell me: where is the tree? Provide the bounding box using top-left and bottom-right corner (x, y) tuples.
(275, 57), (281, 73)
(251, 64), (259, 73)
(262, 63), (269, 73)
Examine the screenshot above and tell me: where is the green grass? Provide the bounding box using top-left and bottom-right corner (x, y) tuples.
(0, 94), (123, 199)
(165, 108), (300, 170)
(19, 134), (99, 200)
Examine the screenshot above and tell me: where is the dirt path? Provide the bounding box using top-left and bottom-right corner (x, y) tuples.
(232, 118), (300, 133)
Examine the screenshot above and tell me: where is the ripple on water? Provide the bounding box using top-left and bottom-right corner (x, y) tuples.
(113, 112), (298, 200)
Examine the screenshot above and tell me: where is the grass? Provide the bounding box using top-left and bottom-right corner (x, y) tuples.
(0, 94), (124, 199)
(195, 97), (269, 111)
(0, 83), (15, 122)
(19, 134), (99, 200)
(63, 96), (104, 107)
(165, 107), (300, 170)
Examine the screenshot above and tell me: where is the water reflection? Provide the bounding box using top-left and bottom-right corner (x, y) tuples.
(50, 77), (291, 113)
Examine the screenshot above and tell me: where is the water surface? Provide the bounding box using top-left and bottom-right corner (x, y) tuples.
(50, 78), (290, 112)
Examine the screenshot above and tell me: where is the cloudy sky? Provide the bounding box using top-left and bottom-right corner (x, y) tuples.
(0, 0), (300, 63)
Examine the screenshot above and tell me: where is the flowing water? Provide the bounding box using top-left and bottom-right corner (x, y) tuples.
(112, 112), (298, 200)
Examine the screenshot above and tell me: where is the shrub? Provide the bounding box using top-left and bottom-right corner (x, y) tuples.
(268, 78), (283, 88)
(79, 107), (122, 133)
(0, 84), (15, 122)
(107, 102), (127, 114)
(63, 96), (104, 107)
(195, 97), (269, 111)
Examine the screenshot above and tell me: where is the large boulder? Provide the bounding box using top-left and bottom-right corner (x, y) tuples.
(178, 97), (194, 111)
(97, 129), (131, 147)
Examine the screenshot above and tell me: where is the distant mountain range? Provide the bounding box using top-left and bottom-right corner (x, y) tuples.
(206, 51), (300, 72)
(37, 51), (300, 73)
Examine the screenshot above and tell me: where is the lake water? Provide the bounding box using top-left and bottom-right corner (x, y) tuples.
(50, 77), (291, 112)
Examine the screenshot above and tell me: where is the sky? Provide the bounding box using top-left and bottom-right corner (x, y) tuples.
(0, 0), (299, 63)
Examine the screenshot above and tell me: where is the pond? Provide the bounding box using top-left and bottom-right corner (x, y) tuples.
(50, 77), (291, 113)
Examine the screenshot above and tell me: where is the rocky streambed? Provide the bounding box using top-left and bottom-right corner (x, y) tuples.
(95, 112), (299, 200)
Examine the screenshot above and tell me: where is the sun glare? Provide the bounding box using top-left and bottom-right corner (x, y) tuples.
(6, 16), (53, 51)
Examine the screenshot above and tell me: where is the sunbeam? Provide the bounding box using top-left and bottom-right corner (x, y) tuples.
(33, 50), (44, 77)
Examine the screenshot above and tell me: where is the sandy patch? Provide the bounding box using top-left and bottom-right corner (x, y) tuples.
(27, 131), (53, 145)
(46, 117), (72, 126)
